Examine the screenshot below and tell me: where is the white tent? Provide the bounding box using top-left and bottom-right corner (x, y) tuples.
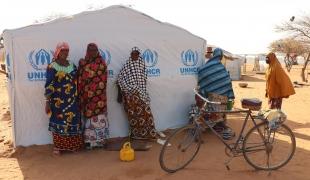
(254, 54), (267, 74)
(225, 55), (245, 80)
(2, 5), (206, 146)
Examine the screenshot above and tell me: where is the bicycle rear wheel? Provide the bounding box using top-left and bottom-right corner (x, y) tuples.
(243, 122), (296, 170)
(159, 125), (201, 173)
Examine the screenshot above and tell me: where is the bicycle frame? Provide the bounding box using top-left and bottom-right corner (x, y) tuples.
(159, 90), (296, 173)
(195, 109), (267, 154)
(193, 88), (269, 154)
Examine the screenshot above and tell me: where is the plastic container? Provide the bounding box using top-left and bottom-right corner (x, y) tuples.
(227, 99), (234, 110)
(120, 142), (135, 162)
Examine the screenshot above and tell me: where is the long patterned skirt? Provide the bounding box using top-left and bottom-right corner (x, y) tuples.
(83, 113), (109, 148)
(123, 93), (157, 139)
(52, 133), (84, 151)
(268, 98), (283, 109)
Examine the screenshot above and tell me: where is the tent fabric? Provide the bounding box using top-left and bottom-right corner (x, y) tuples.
(2, 5), (206, 146)
(225, 59), (243, 80)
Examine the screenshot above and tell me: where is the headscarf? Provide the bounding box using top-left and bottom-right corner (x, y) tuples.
(198, 48), (235, 99)
(84, 43), (102, 61)
(210, 48), (223, 62)
(265, 52), (295, 98)
(53, 42), (69, 59)
(117, 47), (149, 103)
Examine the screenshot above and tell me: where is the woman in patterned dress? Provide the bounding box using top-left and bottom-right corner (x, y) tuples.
(78, 43), (109, 149)
(45, 42), (83, 155)
(117, 47), (165, 143)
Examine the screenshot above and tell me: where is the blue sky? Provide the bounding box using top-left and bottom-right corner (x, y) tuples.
(1, 0), (309, 54)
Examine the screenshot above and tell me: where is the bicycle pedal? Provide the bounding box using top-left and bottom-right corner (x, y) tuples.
(268, 171), (272, 176)
(224, 157), (233, 170)
(194, 138), (204, 144)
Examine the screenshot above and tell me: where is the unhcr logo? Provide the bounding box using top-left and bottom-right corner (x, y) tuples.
(142, 49), (160, 77)
(27, 49), (53, 81)
(182, 50), (199, 66)
(99, 49), (111, 65)
(29, 49), (52, 70)
(180, 49), (199, 75)
(142, 49), (158, 67)
(6, 54), (10, 67)
(99, 49), (114, 78)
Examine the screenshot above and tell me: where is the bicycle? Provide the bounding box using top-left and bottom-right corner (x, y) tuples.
(159, 89), (296, 173)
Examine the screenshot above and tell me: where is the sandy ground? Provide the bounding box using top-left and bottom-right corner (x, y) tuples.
(0, 65), (310, 180)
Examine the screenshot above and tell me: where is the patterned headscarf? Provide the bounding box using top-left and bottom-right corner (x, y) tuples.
(117, 47), (149, 103)
(54, 42), (69, 59)
(131, 47), (141, 54)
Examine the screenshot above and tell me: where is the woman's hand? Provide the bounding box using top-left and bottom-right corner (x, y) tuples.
(45, 101), (51, 114)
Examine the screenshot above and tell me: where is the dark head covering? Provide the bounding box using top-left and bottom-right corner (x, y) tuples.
(84, 43), (102, 61)
(210, 48), (223, 62)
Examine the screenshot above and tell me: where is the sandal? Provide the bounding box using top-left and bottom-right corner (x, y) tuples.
(222, 128), (236, 140)
(213, 125), (224, 134)
(85, 143), (93, 150)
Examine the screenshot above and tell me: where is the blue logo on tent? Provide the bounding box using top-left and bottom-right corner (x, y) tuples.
(180, 49), (200, 75)
(181, 50), (198, 66)
(28, 49), (53, 70)
(142, 49), (160, 77)
(27, 49), (53, 81)
(99, 49), (113, 78)
(6, 54), (10, 67)
(142, 49), (158, 67)
(99, 49), (111, 65)
(6, 54), (11, 81)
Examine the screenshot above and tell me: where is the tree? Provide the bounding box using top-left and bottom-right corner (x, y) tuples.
(276, 15), (310, 82)
(269, 38), (307, 56)
(269, 38), (308, 71)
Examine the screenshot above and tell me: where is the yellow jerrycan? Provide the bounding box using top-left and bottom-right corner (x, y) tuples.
(120, 142), (135, 162)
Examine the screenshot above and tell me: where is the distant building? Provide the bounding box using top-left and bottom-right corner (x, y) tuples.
(205, 46), (244, 80)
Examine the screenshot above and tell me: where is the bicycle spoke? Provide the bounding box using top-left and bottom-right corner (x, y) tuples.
(159, 126), (201, 173)
(265, 148), (269, 168)
(244, 145), (266, 152)
(269, 131), (276, 144)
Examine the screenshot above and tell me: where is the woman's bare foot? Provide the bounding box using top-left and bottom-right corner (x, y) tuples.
(157, 138), (171, 146)
(53, 148), (61, 156)
(157, 131), (166, 138)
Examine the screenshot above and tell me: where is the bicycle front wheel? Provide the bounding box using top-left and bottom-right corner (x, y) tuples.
(159, 125), (201, 173)
(243, 122), (296, 170)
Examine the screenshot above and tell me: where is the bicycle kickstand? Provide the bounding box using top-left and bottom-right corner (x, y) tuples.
(268, 170), (272, 176)
(224, 157), (233, 171)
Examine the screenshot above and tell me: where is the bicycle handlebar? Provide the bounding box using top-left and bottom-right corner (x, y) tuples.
(193, 88), (221, 105)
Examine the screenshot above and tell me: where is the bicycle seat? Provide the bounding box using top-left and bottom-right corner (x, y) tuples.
(241, 98), (262, 111)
